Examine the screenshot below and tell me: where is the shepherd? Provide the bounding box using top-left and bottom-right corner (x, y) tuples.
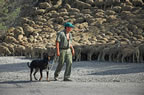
(54, 22), (75, 81)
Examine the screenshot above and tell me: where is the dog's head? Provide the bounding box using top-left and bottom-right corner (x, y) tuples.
(43, 53), (50, 61)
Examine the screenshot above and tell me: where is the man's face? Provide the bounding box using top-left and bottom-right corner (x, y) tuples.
(66, 27), (73, 32)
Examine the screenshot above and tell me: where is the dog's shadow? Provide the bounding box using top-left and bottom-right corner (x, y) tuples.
(0, 80), (30, 84)
(0, 80), (55, 85)
(0, 80), (39, 88)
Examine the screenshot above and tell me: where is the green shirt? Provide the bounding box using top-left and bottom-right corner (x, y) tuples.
(56, 30), (72, 49)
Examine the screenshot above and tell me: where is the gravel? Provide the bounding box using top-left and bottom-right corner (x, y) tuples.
(0, 56), (144, 95)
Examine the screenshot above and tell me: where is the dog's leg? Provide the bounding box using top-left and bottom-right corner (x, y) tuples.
(46, 70), (49, 82)
(39, 69), (43, 81)
(33, 68), (38, 80)
(30, 68), (33, 81)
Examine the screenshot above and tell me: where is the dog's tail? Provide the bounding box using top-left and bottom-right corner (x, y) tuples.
(27, 62), (31, 68)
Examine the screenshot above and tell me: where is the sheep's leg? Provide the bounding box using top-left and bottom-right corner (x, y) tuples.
(132, 54), (135, 63)
(122, 55), (126, 63)
(87, 53), (92, 61)
(101, 53), (105, 61)
(109, 54), (112, 62)
(98, 52), (102, 61)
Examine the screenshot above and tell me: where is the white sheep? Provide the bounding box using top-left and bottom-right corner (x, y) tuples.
(0, 45), (11, 56)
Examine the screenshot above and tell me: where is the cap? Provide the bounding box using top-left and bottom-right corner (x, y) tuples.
(64, 22), (74, 28)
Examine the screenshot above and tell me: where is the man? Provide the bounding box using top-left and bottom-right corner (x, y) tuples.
(54, 22), (75, 81)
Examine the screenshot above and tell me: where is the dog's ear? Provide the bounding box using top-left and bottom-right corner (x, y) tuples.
(48, 56), (50, 61)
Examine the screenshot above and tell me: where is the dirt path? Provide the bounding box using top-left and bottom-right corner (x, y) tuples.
(0, 57), (144, 95)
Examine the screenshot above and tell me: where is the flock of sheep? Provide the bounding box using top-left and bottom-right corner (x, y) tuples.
(74, 42), (144, 63)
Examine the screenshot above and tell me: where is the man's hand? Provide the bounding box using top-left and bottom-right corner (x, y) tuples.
(70, 45), (75, 56)
(72, 48), (75, 56)
(57, 51), (60, 56)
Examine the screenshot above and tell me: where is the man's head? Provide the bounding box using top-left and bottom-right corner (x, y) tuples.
(64, 22), (74, 32)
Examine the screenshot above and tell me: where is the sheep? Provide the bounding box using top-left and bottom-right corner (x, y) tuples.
(138, 43), (144, 63)
(33, 45), (47, 58)
(117, 45), (140, 63)
(94, 44), (108, 61)
(81, 44), (106, 61)
(0, 45), (11, 56)
(99, 41), (121, 62)
(85, 45), (94, 61)
(14, 44), (26, 56)
(1, 42), (15, 56)
(100, 44), (118, 62)
(73, 45), (82, 61)
(73, 45), (94, 61)
(108, 42), (122, 62)
(22, 43), (34, 58)
(78, 45), (89, 61)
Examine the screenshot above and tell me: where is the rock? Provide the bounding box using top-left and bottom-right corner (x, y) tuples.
(105, 10), (116, 15)
(35, 9), (46, 15)
(58, 8), (67, 12)
(106, 15), (117, 22)
(68, 8), (80, 13)
(81, 9), (92, 14)
(132, 0), (144, 7)
(122, 5), (133, 11)
(59, 12), (69, 16)
(14, 26), (25, 36)
(39, 2), (51, 9)
(4, 36), (19, 44)
(113, 6), (122, 13)
(86, 0), (94, 4)
(55, 17), (64, 24)
(74, 0), (91, 10)
(35, 15), (47, 22)
(64, 4), (71, 9)
(23, 24), (35, 36)
(0, 45), (11, 56)
(121, 11), (135, 19)
(21, 17), (35, 25)
(75, 17), (85, 23)
(18, 34), (24, 41)
(127, 24), (138, 31)
(50, 11), (59, 18)
(95, 18), (107, 25)
(94, 11), (105, 18)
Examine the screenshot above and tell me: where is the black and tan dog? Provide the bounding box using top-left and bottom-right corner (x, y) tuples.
(27, 53), (50, 81)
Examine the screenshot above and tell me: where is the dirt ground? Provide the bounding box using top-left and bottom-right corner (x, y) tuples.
(0, 56), (144, 95)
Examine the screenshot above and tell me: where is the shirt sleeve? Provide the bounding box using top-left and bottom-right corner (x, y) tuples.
(56, 32), (61, 42)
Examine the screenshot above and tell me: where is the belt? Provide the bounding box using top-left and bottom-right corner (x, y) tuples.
(60, 47), (70, 50)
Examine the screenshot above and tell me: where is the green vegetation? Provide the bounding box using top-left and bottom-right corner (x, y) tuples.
(0, 23), (7, 30)
(0, 0), (21, 31)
